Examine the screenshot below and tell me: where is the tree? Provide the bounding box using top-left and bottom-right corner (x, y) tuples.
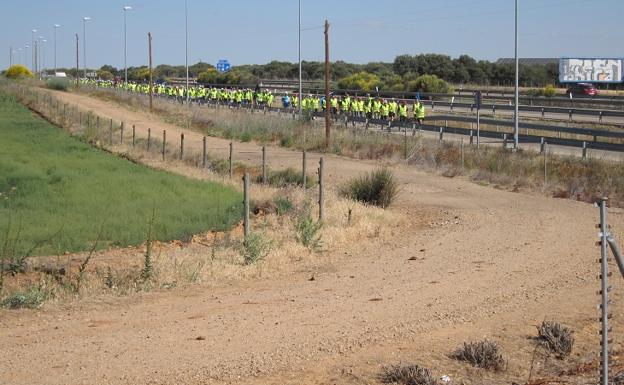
(407, 74), (453, 94)
(97, 70), (114, 81)
(337, 72), (381, 91)
(4, 65), (33, 79)
(197, 68), (219, 84)
(99, 65), (118, 76)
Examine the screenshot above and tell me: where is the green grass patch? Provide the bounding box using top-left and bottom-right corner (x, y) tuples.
(0, 91), (242, 256)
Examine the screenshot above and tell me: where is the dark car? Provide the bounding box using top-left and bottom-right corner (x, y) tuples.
(566, 83), (598, 97)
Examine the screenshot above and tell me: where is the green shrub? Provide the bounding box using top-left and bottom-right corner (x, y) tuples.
(280, 135), (294, 147)
(407, 74), (453, 94)
(543, 84), (557, 97)
(341, 168), (398, 208)
(260, 168), (315, 188)
(46, 77), (70, 91)
(242, 233), (271, 264)
(274, 196), (293, 215)
(295, 207), (322, 250)
(4, 65), (33, 79)
(337, 71), (381, 92)
(1, 284), (49, 309)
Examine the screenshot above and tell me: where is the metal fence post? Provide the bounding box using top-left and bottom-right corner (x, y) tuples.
(543, 143), (548, 186)
(469, 130), (474, 145)
(599, 198), (610, 385)
(540, 137), (545, 154)
(582, 141), (587, 160)
(318, 157), (324, 222)
(243, 173), (250, 240)
(132, 125), (136, 148)
(120, 122), (124, 144)
(229, 142), (233, 179)
(439, 127), (444, 142)
(147, 128), (151, 151)
(503, 133), (508, 149)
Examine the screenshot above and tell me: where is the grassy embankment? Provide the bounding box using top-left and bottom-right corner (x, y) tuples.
(0, 90), (241, 258)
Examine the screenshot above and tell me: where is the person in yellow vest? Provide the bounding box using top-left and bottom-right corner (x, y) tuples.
(413, 99), (426, 125)
(398, 101), (408, 123)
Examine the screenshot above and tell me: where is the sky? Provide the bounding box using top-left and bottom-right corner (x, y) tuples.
(3, 0), (623, 71)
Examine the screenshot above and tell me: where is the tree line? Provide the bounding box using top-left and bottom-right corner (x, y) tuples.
(50, 53), (622, 93)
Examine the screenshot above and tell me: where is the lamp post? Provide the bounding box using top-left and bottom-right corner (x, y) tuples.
(40, 38), (47, 77)
(123, 6), (132, 85)
(82, 17), (91, 79)
(38, 36), (45, 78)
(31, 29), (37, 73)
(185, 0), (189, 104)
(53, 24), (60, 74)
(513, 0), (519, 149)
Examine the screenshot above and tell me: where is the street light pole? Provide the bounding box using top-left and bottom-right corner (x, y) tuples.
(31, 29), (37, 73)
(513, 0), (519, 149)
(38, 36), (45, 78)
(83, 17), (91, 79)
(40, 38), (47, 77)
(123, 6), (132, 85)
(53, 24), (60, 75)
(185, 0), (189, 104)
(298, 0), (302, 117)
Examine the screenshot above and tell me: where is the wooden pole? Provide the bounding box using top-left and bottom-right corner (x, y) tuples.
(162, 129), (166, 161)
(318, 157), (324, 222)
(324, 20), (331, 149)
(148, 32), (153, 113)
(202, 136), (207, 168)
(229, 142), (233, 179)
(262, 146), (267, 184)
(243, 173), (250, 239)
(302, 150), (307, 190)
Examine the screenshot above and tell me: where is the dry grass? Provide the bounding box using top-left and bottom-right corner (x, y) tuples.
(536, 321), (574, 358)
(74, 86), (624, 207)
(450, 340), (506, 371)
(380, 363), (439, 385)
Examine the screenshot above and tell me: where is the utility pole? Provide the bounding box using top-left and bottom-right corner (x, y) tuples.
(75, 33), (79, 87)
(324, 19), (331, 149)
(298, 0), (302, 118)
(513, 0), (519, 149)
(148, 32), (153, 112)
(34, 40), (38, 77)
(54, 24), (61, 75)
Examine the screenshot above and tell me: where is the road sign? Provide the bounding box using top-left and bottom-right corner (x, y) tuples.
(216, 59), (231, 73)
(474, 90), (482, 109)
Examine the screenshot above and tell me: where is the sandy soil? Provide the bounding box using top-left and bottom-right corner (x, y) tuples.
(1, 90), (624, 385)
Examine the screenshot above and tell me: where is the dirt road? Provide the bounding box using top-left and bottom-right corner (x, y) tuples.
(1, 90), (623, 385)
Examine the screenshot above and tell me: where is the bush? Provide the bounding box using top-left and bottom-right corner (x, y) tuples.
(407, 74), (453, 94)
(295, 206), (322, 250)
(341, 168), (398, 208)
(274, 196), (293, 215)
(536, 321), (574, 358)
(380, 363), (438, 385)
(242, 233), (271, 264)
(257, 168), (315, 188)
(4, 65), (33, 79)
(450, 340), (506, 371)
(543, 84), (557, 97)
(1, 285), (49, 309)
(337, 71), (381, 92)
(46, 77), (70, 91)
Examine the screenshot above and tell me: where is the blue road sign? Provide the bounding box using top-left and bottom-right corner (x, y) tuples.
(217, 59), (231, 73)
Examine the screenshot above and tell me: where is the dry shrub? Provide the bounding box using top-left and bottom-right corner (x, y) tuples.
(450, 340), (506, 371)
(536, 321), (574, 358)
(341, 168), (399, 208)
(380, 363), (438, 385)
